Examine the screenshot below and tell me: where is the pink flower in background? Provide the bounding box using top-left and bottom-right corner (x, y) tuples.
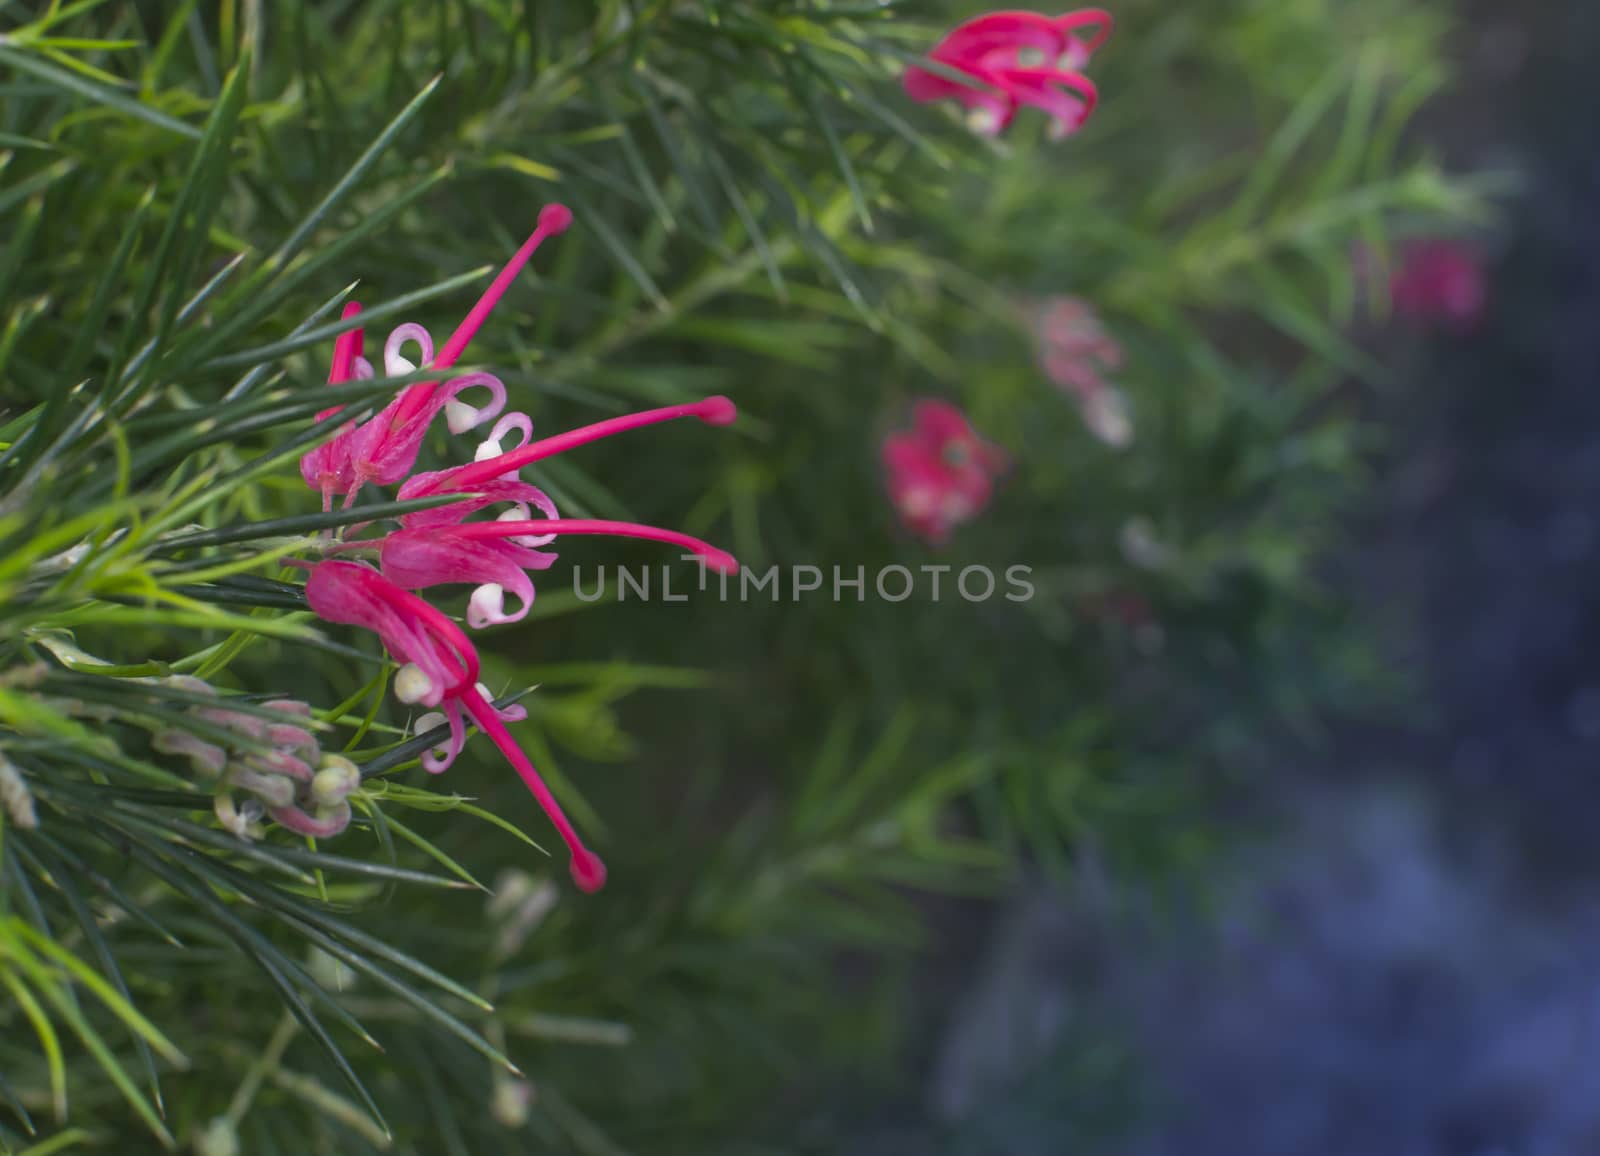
(289, 207), (741, 892)
(1028, 296), (1134, 448)
(882, 400), (1009, 544)
(902, 8), (1113, 139)
(1386, 239), (1488, 330)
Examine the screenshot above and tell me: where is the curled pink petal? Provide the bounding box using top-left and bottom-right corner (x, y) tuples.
(378, 528), (550, 628)
(304, 560), (479, 703)
(383, 323), (435, 377)
(416, 705), (466, 774)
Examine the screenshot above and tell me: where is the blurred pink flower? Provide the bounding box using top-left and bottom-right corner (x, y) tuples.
(883, 400), (1009, 544)
(1028, 296), (1133, 448)
(902, 8), (1112, 139)
(304, 560), (606, 892)
(1355, 238), (1488, 331)
(1388, 239), (1487, 329)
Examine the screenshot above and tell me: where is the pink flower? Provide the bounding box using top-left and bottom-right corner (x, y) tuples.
(882, 400), (1009, 545)
(902, 8), (1112, 139)
(304, 560), (606, 892)
(385, 397), (739, 628)
(1385, 239), (1488, 330)
(1031, 296), (1122, 396)
(292, 208), (742, 892)
(301, 205), (573, 510)
(1027, 296), (1133, 448)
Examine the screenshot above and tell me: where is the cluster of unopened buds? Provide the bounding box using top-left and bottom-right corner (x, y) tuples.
(150, 677), (359, 839)
(902, 8), (1112, 139)
(1028, 295), (1133, 448)
(292, 204), (740, 892)
(882, 399), (1009, 545)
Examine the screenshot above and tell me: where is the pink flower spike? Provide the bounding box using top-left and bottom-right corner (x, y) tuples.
(461, 689), (606, 893)
(410, 395), (737, 497)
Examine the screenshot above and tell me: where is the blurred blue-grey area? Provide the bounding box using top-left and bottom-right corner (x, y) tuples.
(882, 1), (1600, 1151)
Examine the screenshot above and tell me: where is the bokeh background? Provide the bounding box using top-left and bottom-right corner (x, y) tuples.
(1, 0), (1595, 1153)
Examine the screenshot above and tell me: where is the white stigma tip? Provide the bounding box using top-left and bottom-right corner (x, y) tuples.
(468, 583), (506, 629)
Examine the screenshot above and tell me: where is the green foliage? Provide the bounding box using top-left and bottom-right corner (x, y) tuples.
(0, 0), (1485, 1151)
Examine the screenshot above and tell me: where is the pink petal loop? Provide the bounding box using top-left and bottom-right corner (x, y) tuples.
(439, 372), (509, 435)
(475, 411), (536, 464)
(415, 706), (466, 774)
(384, 322), (435, 377)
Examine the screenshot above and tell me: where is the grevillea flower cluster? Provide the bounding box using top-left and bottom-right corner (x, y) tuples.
(882, 400), (1009, 545)
(150, 677), (360, 839)
(902, 8), (1113, 139)
(1028, 295), (1133, 448)
(294, 204), (739, 892)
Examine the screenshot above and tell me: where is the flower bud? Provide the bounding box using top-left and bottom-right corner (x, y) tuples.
(152, 729), (227, 777)
(310, 755), (360, 807)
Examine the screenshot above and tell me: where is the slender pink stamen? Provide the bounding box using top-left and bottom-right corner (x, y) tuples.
(317, 301), (365, 420)
(453, 519), (738, 574)
(436, 204), (573, 372)
(438, 396), (737, 492)
(462, 692), (607, 893)
(386, 204), (574, 431)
